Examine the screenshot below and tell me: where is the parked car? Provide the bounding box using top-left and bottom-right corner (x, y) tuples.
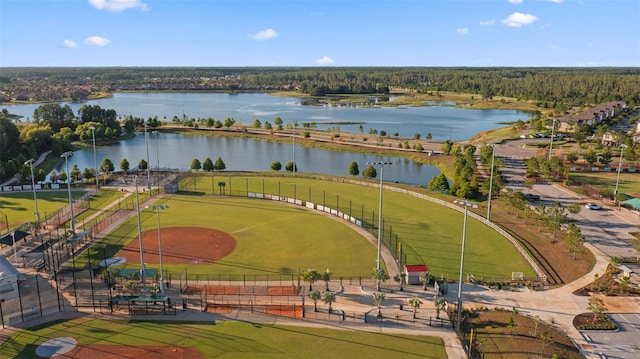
(585, 202), (602, 210)
(523, 193), (540, 201)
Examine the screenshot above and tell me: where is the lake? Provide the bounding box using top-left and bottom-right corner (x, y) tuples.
(3, 92), (531, 141)
(3, 92), (531, 185)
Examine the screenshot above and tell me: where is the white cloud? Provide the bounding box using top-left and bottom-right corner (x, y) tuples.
(62, 39), (77, 48)
(508, 0), (523, 4)
(456, 27), (469, 35)
(479, 20), (495, 26)
(501, 12), (538, 27)
(314, 56), (335, 66)
(84, 36), (111, 46)
(251, 29), (278, 41)
(545, 0), (563, 3)
(88, 0), (149, 12)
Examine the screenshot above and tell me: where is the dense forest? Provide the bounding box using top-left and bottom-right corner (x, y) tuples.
(1, 67), (639, 106)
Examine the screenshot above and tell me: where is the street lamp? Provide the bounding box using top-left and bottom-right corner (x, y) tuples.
(154, 130), (160, 191)
(614, 144), (627, 200)
(89, 126), (99, 190)
(24, 159), (41, 229)
(61, 151), (75, 233)
(144, 123), (151, 195)
(367, 161), (394, 271)
(134, 176), (147, 290)
(146, 204), (168, 294)
(486, 145), (496, 221)
(548, 119), (558, 161)
(452, 199), (478, 333)
(291, 121), (296, 176)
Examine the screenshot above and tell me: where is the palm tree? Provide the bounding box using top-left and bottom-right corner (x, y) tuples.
(419, 271), (432, 291)
(322, 269), (332, 291)
(372, 268), (389, 292)
(308, 289), (321, 312)
(301, 269), (321, 291)
(322, 291), (336, 313)
(408, 296), (422, 319)
(393, 273), (406, 291)
(434, 296), (447, 319)
(372, 292), (386, 318)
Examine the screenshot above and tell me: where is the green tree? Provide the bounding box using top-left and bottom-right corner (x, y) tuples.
(253, 119), (262, 128)
(433, 296), (446, 319)
(566, 224), (585, 259)
(58, 169), (67, 183)
(202, 157), (214, 171)
(270, 161), (282, 171)
(372, 268), (389, 292)
(308, 289), (321, 312)
(348, 161), (360, 176)
(274, 116), (283, 130)
(223, 117), (235, 128)
(214, 157), (226, 171)
(419, 271), (431, 291)
(322, 291), (336, 313)
(190, 158), (201, 171)
(120, 158), (130, 172)
(408, 296), (422, 319)
(587, 297), (607, 323)
(428, 173), (450, 192)
(138, 159), (148, 170)
(70, 164), (82, 183)
(82, 167), (94, 181)
(285, 161), (297, 173)
(362, 164), (377, 179)
(372, 292), (386, 318)
(393, 273), (406, 291)
(321, 269), (332, 291)
(301, 269), (321, 291)
(583, 149), (598, 167)
(599, 148), (612, 167)
(100, 158), (114, 173)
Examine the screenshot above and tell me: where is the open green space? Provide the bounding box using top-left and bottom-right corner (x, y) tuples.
(92, 193), (379, 277)
(0, 190), (85, 231)
(73, 188), (129, 224)
(569, 172), (640, 196)
(90, 175), (535, 280)
(0, 317), (447, 359)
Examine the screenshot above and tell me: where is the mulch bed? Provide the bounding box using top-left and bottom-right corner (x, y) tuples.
(118, 227), (236, 265)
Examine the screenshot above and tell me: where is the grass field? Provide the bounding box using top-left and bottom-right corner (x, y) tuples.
(0, 190), (85, 230)
(0, 318), (447, 359)
(192, 175), (536, 279)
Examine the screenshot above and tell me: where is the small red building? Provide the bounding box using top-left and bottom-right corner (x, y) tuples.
(404, 264), (428, 285)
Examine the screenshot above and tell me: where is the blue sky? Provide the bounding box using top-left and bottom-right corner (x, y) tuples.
(1, 0), (638, 67)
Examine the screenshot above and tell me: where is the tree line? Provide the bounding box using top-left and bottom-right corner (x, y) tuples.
(2, 67), (639, 107)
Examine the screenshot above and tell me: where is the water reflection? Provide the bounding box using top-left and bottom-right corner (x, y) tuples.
(51, 132), (439, 186)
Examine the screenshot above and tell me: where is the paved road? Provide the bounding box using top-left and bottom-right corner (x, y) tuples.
(491, 142), (640, 358)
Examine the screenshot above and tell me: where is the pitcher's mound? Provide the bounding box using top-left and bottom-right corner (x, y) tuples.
(119, 227), (236, 265)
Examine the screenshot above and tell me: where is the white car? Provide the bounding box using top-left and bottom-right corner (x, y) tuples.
(585, 203), (602, 210)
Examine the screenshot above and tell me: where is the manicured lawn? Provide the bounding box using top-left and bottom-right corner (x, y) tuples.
(1, 318), (447, 359)
(0, 190), (85, 230)
(73, 188), (128, 224)
(178, 175), (536, 280)
(93, 194), (379, 277)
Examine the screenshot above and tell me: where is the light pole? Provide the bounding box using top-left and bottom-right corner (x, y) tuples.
(11, 230), (17, 263)
(147, 204), (168, 294)
(61, 151), (75, 233)
(452, 199), (477, 333)
(548, 119), (557, 161)
(154, 130), (160, 191)
(486, 145), (496, 221)
(368, 161), (394, 271)
(144, 123), (151, 195)
(614, 144), (627, 200)
(24, 159), (41, 229)
(292, 121), (296, 176)
(134, 176), (147, 290)
(89, 126), (99, 190)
